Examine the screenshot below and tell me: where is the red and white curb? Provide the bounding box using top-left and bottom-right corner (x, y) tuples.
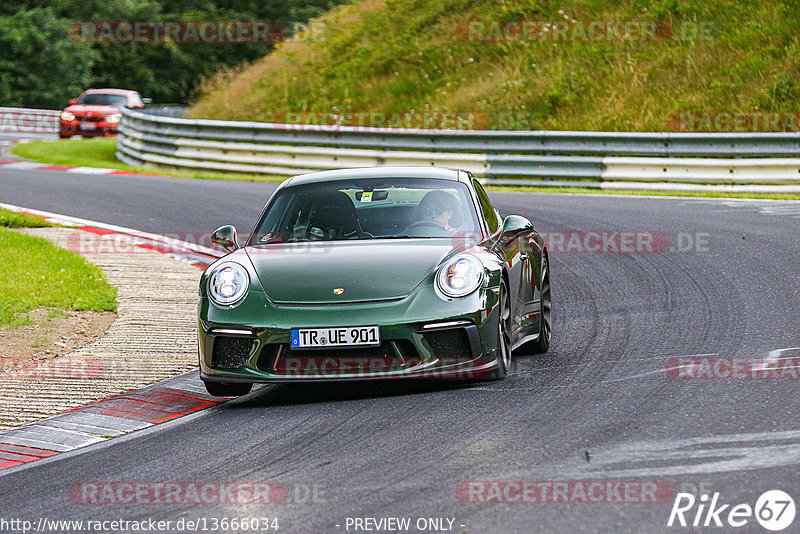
(0, 202), (222, 270)
(0, 159), (164, 177)
(0, 205), (228, 471)
(0, 371), (228, 471)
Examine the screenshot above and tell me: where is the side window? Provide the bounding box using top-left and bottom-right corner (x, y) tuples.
(472, 179), (499, 233)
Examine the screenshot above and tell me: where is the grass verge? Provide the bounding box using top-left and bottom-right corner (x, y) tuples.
(11, 138), (286, 183)
(189, 0), (800, 133)
(0, 228), (117, 328)
(0, 207), (55, 228)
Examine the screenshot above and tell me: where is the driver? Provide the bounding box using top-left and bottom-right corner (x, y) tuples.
(414, 190), (458, 234)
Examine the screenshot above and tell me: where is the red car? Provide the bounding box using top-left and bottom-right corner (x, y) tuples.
(59, 89), (149, 138)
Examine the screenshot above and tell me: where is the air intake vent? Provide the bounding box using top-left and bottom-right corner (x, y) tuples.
(422, 328), (473, 360)
(212, 337), (254, 369)
(256, 344), (281, 372)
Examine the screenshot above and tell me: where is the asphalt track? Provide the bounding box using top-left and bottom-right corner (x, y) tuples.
(1, 167), (800, 533)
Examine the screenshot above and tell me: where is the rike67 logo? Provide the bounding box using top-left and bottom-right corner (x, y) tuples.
(668, 490), (796, 531)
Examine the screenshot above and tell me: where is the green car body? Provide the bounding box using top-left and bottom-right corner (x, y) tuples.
(198, 167), (551, 396)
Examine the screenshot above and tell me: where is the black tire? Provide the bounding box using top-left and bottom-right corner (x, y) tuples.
(527, 254), (552, 354)
(203, 380), (253, 397)
(487, 278), (512, 380)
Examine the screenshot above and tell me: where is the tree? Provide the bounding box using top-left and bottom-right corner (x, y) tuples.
(0, 8), (97, 108)
(0, 0), (346, 107)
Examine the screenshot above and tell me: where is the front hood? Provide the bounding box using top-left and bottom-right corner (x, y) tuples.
(64, 105), (119, 116)
(245, 240), (457, 303)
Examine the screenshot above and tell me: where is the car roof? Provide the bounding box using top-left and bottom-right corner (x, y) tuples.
(285, 166), (465, 187)
(82, 89), (138, 96)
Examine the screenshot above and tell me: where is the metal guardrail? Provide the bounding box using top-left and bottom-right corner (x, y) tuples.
(117, 107), (800, 184)
(140, 105), (187, 118)
(0, 107), (60, 135)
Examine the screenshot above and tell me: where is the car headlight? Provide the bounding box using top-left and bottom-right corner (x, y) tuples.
(208, 262), (249, 306)
(105, 114), (121, 123)
(436, 254), (483, 298)
(60, 111), (75, 121)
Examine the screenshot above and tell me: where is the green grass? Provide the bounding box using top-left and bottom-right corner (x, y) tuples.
(189, 0), (800, 133)
(0, 207), (54, 228)
(11, 138), (286, 183)
(11, 137), (123, 169)
(0, 229), (117, 328)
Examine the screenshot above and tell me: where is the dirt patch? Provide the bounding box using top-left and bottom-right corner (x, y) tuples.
(0, 307), (116, 375)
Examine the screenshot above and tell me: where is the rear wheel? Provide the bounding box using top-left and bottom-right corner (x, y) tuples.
(517, 254), (552, 355)
(530, 255), (552, 353)
(203, 381), (253, 397)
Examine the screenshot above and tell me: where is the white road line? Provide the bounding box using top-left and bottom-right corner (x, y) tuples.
(523, 429), (800, 478)
(1, 161), (45, 170)
(65, 166), (116, 174)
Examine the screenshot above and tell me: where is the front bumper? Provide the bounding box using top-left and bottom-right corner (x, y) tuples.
(198, 289), (502, 382)
(60, 119), (118, 137)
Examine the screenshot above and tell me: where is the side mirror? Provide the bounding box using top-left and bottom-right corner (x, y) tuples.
(142, 98), (153, 104)
(211, 225), (239, 253)
(500, 215), (533, 245)
(69, 99), (77, 105)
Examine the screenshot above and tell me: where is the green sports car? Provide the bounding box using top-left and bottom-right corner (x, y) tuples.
(198, 167), (551, 396)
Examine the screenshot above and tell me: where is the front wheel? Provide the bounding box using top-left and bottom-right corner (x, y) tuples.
(203, 380), (253, 397)
(487, 278), (512, 380)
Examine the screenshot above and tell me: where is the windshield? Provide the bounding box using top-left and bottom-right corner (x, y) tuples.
(250, 178), (482, 244)
(76, 93), (128, 107)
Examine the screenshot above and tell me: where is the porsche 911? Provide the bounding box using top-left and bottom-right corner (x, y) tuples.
(198, 166), (551, 396)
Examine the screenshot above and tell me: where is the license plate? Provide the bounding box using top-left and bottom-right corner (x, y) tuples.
(291, 326), (380, 349)
(80, 122), (97, 130)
